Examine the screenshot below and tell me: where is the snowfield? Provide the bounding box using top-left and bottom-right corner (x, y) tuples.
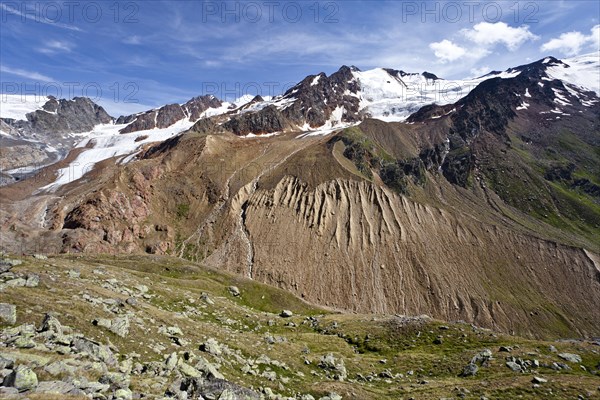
(348, 68), (521, 122)
(0, 94), (50, 120)
(547, 53), (600, 95)
(41, 119), (195, 191)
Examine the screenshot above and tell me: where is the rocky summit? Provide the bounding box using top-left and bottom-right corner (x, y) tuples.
(0, 50), (599, 400)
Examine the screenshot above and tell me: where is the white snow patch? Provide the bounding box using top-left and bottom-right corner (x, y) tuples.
(41, 119), (195, 191)
(350, 67), (521, 123)
(552, 89), (571, 106)
(525, 88), (531, 98)
(241, 131), (280, 139)
(201, 102), (233, 118)
(311, 75), (321, 86)
(547, 52), (600, 95)
(516, 102), (530, 111)
(0, 94), (50, 120)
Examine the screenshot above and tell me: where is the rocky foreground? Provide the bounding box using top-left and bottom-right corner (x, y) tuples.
(0, 253), (599, 399)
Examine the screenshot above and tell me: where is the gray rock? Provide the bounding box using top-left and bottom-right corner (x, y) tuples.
(558, 353), (582, 363)
(35, 380), (76, 394)
(0, 387), (19, 396)
(471, 349), (493, 365)
(320, 393), (342, 400)
(110, 316), (130, 338)
(99, 372), (130, 390)
(218, 389), (238, 400)
(228, 286), (241, 297)
(3, 365), (38, 392)
(93, 318), (112, 330)
(200, 292), (215, 305)
(44, 361), (77, 376)
(178, 361), (202, 378)
(115, 387), (133, 400)
(25, 274), (40, 287)
(195, 356), (224, 380)
(4, 278), (26, 288)
(134, 284), (149, 294)
(125, 297), (137, 306)
(13, 336), (36, 348)
(0, 258), (22, 268)
(532, 376), (548, 384)
(165, 352), (178, 371)
(40, 313), (63, 335)
(72, 337), (117, 366)
(280, 310), (293, 318)
(318, 353), (347, 381)
(32, 254), (48, 260)
(461, 362), (479, 377)
(78, 379), (110, 393)
(67, 270), (80, 278)
(200, 338), (222, 356)
(166, 326), (183, 336)
(0, 303), (16, 325)
(0, 356), (14, 370)
(506, 361), (522, 372)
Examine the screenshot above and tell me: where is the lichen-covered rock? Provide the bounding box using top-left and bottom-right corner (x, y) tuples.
(0, 303), (16, 325)
(3, 365), (38, 392)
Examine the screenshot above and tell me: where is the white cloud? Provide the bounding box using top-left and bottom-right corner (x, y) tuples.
(470, 66), (491, 77)
(38, 40), (74, 55)
(429, 40), (466, 63)
(123, 36), (142, 45)
(0, 65), (54, 82)
(0, 3), (81, 32)
(461, 22), (539, 51)
(541, 25), (600, 56)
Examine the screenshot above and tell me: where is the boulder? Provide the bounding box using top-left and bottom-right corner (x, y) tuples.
(461, 362), (479, 377)
(200, 338), (222, 356)
(228, 286), (241, 297)
(3, 365), (38, 392)
(115, 387), (133, 400)
(110, 315), (130, 338)
(72, 337), (117, 366)
(558, 353), (582, 363)
(195, 356), (225, 380)
(0, 303), (16, 325)
(35, 380), (77, 394)
(40, 313), (63, 335)
(506, 361), (522, 372)
(25, 274), (40, 287)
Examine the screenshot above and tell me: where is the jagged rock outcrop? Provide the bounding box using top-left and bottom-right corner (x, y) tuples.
(222, 105), (291, 135)
(280, 65), (362, 127)
(222, 65), (362, 135)
(4, 96), (112, 136)
(117, 95), (222, 134)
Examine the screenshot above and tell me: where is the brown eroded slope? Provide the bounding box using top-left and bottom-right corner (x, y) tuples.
(1, 123), (599, 339)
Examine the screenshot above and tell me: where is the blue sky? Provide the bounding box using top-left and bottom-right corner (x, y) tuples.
(1, 0), (598, 116)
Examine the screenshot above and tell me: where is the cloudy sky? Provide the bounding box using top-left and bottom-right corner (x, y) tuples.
(1, 0), (598, 115)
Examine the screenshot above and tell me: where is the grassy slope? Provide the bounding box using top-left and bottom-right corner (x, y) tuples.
(1, 254), (599, 399)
